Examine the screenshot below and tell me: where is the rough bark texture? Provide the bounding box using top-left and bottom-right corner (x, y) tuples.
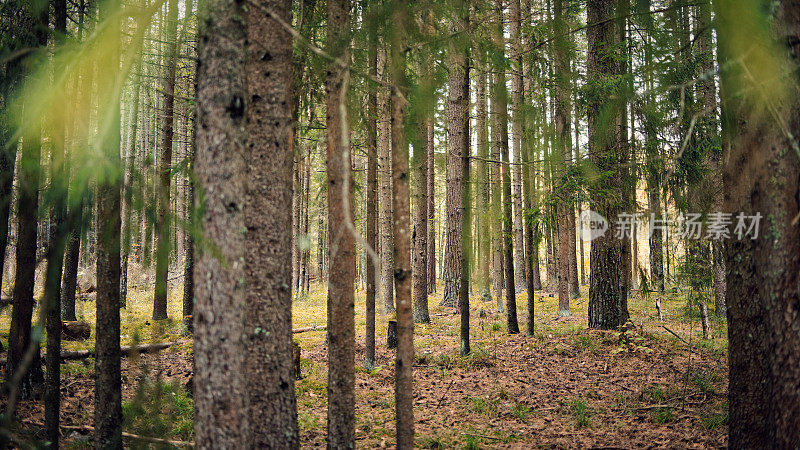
(378, 44), (395, 314)
(192, 0), (251, 445)
(718, 0), (800, 446)
(245, 0), (299, 445)
(389, 6), (414, 444)
(441, 25), (468, 309)
(153, 0), (180, 321)
(325, 0), (356, 446)
(94, 2), (123, 447)
(586, 0), (627, 330)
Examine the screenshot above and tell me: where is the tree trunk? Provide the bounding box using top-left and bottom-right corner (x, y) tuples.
(586, 0), (627, 330)
(553, 0), (572, 317)
(378, 44), (395, 315)
(509, 0), (526, 292)
(475, 49), (492, 302)
(365, 28), (378, 370)
(7, 1), (47, 399)
(44, 2), (69, 443)
(441, 24), (468, 309)
(426, 111), (436, 294)
(192, 0), (250, 445)
(412, 66), (430, 323)
(244, 0), (298, 444)
(389, 7), (415, 444)
(718, 1), (800, 445)
(493, 0), (519, 333)
(94, 2), (123, 447)
(326, 0), (356, 445)
(121, 56), (142, 311)
(153, 0), (179, 321)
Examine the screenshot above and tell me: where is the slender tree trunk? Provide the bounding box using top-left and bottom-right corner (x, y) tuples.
(475, 50), (492, 302)
(326, 0), (355, 445)
(427, 112), (436, 294)
(120, 55), (142, 311)
(553, 0), (572, 316)
(153, 0), (179, 320)
(695, 0), (725, 318)
(493, 0), (519, 333)
(44, 1), (69, 442)
(509, 0), (526, 292)
(193, 0), (250, 445)
(94, 1), (123, 446)
(412, 68), (430, 323)
(7, 2), (47, 399)
(365, 28), (378, 370)
(378, 44), (395, 314)
(388, 6), (414, 443)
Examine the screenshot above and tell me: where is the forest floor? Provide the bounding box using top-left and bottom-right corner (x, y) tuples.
(0, 275), (729, 448)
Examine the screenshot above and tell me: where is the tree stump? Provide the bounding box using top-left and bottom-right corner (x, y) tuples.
(293, 341), (302, 380)
(387, 320), (398, 349)
(61, 321), (91, 341)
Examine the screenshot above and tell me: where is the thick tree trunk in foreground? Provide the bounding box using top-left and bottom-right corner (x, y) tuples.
(326, 0), (356, 446)
(193, 0), (251, 445)
(586, 0), (627, 330)
(718, 0), (800, 446)
(153, 0), (180, 321)
(94, 2), (123, 447)
(245, 0), (298, 445)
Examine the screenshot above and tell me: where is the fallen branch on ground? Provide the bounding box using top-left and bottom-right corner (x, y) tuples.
(55, 342), (177, 361)
(661, 325), (690, 345)
(292, 325), (326, 333)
